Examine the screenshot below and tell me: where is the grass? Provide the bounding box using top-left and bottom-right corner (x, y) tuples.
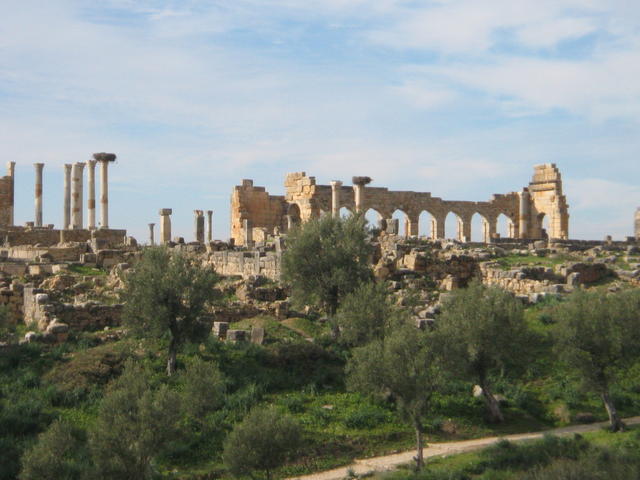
(67, 264), (107, 276)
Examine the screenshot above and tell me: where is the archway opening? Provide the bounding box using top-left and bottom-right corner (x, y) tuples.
(539, 213), (549, 239)
(418, 210), (435, 239)
(471, 213), (489, 243)
(444, 212), (462, 240)
(365, 208), (383, 231)
(339, 207), (352, 218)
(496, 213), (512, 239)
(286, 203), (301, 232)
(392, 209), (408, 237)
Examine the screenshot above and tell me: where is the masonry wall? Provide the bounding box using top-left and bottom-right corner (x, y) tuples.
(209, 250), (281, 279)
(231, 180), (287, 246)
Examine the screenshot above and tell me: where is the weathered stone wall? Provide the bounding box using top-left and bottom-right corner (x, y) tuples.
(23, 285), (122, 331)
(0, 227), (126, 248)
(232, 164), (570, 245)
(208, 250), (281, 279)
(230, 180), (287, 246)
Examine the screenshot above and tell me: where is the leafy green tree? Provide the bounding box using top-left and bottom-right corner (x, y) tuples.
(436, 281), (530, 423)
(347, 324), (443, 469)
(223, 405), (302, 480)
(20, 420), (90, 480)
(336, 281), (403, 347)
(123, 247), (221, 375)
(179, 357), (226, 420)
(281, 214), (372, 318)
(89, 361), (183, 479)
(551, 288), (640, 432)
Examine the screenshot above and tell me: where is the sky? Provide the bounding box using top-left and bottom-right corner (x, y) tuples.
(1, 0), (639, 242)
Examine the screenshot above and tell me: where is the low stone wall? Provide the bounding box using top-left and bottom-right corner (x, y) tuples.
(480, 263), (564, 295)
(23, 285), (122, 331)
(0, 283), (23, 323)
(209, 250), (281, 279)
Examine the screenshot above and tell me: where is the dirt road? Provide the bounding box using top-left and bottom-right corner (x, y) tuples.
(288, 416), (640, 480)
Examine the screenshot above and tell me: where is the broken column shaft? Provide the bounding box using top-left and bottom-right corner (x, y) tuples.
(63, 164), (72, 229)
(71, 162), (85, 229)
(330, 180), (342, 218)
(207, 210), (213, 242)
(148, 223), (155, 245)
(352, 176), (372, 213)
(86, 159), (97, 229)
(194, 210), (205, 243)
(93, 152), (116, 229)
(159, 209), (172, 244)
(33, 163), (44, 227)
(7, 162), (15, 226)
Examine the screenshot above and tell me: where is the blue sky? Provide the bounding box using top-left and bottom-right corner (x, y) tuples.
(1, 0), (639, 241)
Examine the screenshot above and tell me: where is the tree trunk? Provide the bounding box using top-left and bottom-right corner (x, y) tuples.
(602, 390), (625, 432)
(414, 421), (425, 470)
(166, 336), (178, 376)
(480, 380), (504, 423)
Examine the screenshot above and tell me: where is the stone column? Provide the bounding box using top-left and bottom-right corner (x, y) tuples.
(285, 215), (293, 231)
(407, 216), (419, 236)
(33, 163), (44, 227)
(243, 219), (253, 247)
(148, 223), (155, 245)
(519, 189), (530, 239)
(159, 209), (172, 244)
(86, 159), (97, 229)
(461, 216), (471, 242)
(330, 180), (343, 218)
(207, 210), (213, 242)
(351, 176), (372, 213)
(7, 162), (15, 226)
(63, 164), (72, 229)
(194, 210), (205, 243)
(93, 153), (116, 229)
(71, 162), (85, 229)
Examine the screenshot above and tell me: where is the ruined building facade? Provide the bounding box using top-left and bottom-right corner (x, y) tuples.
(231, 164), (570, 246)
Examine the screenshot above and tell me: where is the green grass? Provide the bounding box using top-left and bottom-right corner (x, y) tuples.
(67, 264), (107, 276)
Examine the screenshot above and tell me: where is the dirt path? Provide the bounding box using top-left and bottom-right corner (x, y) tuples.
(288, 416), (640, 480)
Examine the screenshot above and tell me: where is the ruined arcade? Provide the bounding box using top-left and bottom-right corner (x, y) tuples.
(231, 164), (570, 246)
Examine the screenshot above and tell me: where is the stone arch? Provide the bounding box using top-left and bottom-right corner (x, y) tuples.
(285, 203), (302, 231)
(444, 211), (464, 241)
(364, 208), (384, 230)
(470, 212), (491, 243)
(496, 213), (514, 239)
(418, 209), (438, 239)
(536, 212), (550, 239)
(391, 208), (409, 237)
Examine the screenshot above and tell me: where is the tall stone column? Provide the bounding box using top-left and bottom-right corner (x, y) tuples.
(159, 209), (172, 244)
(330, 180), (342, 218)
(352, 176), (372, 213)
(86, 159), (97, 229)
(71, 162), (85, 229)
(7, 162), (15, 226)
(93, 152), (116, 229)
(519, 189), (530, 239)
(148, 223), (155, 245)
(206, 210), (213, 242)
(63, 164), (72, 229)
(33, 163), (44, 227)
(194, 210), (205, 243)
(635, 207), (640, 241)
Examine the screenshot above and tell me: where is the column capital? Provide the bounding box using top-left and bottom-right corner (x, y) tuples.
(74, 161), (85, 170)
(159, 208), (172, 216)
(33, 162), (44, 169)
(207, 210), (213, 215)
(64, 163), (73, 172)
(330, 180), (343, 188)
(86, 159), (97, 167)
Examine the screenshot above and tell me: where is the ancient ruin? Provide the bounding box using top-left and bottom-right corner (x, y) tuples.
(230, 164), (570, 246)
(636, 207), (640, 241)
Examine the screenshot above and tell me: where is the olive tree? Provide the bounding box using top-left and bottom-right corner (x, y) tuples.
(223, 405), (302, 480)
(435, 281), (531, 423)
(281, 214), (372, 319)
(123, 247), (221, 375)
(347, 324), (443, 469)
(551, 288), (640, 432)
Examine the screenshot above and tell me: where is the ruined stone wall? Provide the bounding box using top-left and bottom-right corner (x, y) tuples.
(232, 164), (570, 245)
(231, 180), (287, 246)
(527, 164), (570, 240)
(0, 227), (126, 248)
(208, 250), (281, 279)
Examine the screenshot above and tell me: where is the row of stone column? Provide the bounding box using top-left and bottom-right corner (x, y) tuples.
(150, 209), (213, 245)
(30, 153), (115, 229)
(329, 177), (371, 218)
